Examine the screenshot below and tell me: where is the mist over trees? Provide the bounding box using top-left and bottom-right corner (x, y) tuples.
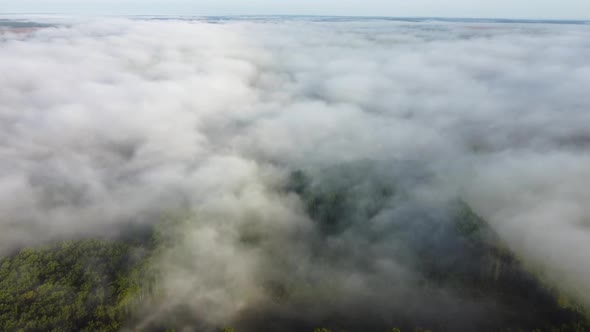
(0, 17), (590, 331)
(1, 167), (588, 331)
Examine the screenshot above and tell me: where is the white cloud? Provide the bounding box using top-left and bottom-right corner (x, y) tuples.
(1, 17), (590, 329)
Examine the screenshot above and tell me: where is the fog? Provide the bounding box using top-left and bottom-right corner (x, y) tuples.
(1, 17), (589, 330)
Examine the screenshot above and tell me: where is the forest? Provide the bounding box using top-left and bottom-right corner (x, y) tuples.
(0, 168), (588, 332)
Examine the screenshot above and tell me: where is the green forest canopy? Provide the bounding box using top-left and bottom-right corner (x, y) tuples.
(0, 169), (588, 332)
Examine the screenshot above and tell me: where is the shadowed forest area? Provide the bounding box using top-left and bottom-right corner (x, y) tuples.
(0, 167), (588, 332)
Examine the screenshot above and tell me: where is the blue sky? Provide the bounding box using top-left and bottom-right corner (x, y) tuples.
(1, 0), (589, 19)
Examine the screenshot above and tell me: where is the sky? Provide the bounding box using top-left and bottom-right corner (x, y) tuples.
(1, 0), (589, 20)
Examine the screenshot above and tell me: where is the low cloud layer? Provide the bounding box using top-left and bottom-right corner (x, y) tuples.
(1, 17), (590, 330)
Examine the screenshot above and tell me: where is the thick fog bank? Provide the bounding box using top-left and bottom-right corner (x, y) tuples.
(1, 17), (590, 330)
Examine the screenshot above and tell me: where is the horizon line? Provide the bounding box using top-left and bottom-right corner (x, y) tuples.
(0, 13), (589, 22)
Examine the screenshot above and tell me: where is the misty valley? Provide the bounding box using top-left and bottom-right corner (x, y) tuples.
(1, 16), (590, 332)
(1, 166), (588, 331)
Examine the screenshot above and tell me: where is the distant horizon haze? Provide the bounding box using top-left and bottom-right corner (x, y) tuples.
(0, 0), (589, 20)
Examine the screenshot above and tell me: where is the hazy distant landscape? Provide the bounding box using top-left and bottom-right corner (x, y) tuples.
(1, 16), (590, 332)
